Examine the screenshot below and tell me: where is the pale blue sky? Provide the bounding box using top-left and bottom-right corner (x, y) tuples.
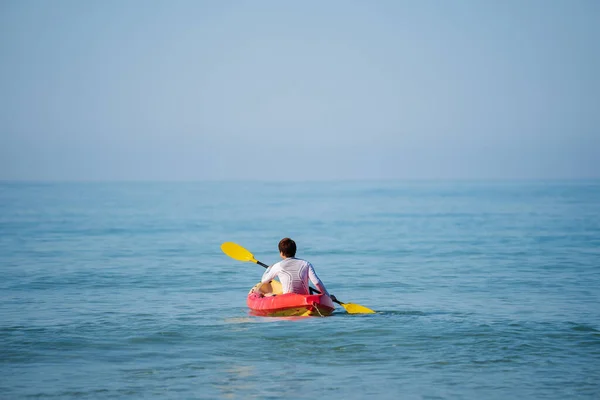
(1, 0), (599, 180)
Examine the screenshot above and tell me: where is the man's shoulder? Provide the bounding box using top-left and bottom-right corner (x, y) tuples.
(287, 257), (312, 267)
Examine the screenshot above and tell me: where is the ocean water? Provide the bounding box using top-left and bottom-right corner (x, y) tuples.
(1, 181), (599, 399)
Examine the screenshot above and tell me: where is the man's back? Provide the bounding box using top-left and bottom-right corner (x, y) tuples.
(261, 257), (328, 295)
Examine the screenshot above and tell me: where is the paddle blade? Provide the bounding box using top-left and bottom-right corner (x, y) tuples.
(340, 302), (376, 314)
(221, 242), (258, 263)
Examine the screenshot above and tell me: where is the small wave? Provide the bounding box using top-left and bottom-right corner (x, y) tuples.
(570, 323), (599, 332)
(376, 310), (427, 316)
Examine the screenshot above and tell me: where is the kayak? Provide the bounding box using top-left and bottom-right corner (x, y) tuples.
(247, 280), (335, 317)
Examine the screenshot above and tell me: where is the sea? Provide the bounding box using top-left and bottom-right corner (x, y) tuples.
(1, 181), (599, 399)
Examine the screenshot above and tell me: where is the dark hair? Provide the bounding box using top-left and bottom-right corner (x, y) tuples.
(278, 238), (297, 257)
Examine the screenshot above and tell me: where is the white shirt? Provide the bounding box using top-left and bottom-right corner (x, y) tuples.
(261, 257), (329, 295)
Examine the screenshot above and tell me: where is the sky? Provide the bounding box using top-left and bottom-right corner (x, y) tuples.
(1, 0), (599, 181)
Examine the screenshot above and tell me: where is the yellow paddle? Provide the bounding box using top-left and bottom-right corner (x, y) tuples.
(221, 242), (376, 314)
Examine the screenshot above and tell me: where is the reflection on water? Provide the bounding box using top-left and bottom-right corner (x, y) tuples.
(214, 365), (258, 399)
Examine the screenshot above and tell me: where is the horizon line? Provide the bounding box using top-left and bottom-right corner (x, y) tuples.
(1, 178), (599, 184)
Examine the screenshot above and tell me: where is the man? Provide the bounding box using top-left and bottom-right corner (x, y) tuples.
(260, 237), (330, 297)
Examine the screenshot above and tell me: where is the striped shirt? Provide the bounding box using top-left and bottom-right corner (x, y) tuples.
(261, 257), (329, 295)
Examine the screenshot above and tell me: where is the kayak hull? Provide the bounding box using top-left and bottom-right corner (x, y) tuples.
(247, 281), (335, 317)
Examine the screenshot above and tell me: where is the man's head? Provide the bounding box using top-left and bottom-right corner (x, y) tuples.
(278, 237), (297, 258)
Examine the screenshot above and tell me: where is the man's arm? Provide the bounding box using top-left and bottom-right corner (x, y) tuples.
(307, 263), (329, 296)
(261, 262), (280, 283)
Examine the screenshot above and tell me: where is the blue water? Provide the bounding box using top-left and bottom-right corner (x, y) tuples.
(1, 181), (599, 399)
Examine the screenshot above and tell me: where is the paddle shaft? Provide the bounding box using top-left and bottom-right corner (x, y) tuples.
(256, 261), (270, 269)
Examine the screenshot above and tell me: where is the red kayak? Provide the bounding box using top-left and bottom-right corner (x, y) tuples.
(247, 280), (335, 317)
